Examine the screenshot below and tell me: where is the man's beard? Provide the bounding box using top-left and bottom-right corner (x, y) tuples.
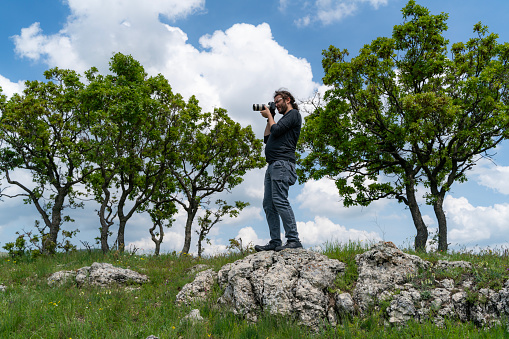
(278, 102), (288, 114)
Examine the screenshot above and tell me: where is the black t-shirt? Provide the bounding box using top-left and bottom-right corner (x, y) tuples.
(264, 109), (302, 164)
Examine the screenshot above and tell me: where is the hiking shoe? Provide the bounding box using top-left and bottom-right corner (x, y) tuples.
(275, 241), (303, 252)
(254, 242), (280, 252)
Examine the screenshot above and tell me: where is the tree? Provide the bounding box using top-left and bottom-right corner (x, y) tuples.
(196, 199), (249, 257)
(81, 53), (184, 253)
(0, 69), (96, 254)
(298, 0), (509, 252)
(166, 106), (265, 254)
(145, 176), (178, 256)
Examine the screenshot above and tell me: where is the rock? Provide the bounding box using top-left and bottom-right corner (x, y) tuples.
(435, 260), (472, 270)
(75, 262), (149, 287)
(47, 270), (76, 286)
(353, 241), (429, 312)
(48, 262), (149, 287)
(175, 268), (217, 305)
(388, 292), (416, 324)
(175, 241), (509, 330)
(180, 309), (204, 325)
(216, 248), (345, 328)
(336, 292), (355, 316)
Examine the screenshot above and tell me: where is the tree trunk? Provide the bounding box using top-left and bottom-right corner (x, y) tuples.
(98, 183), (114, 254)
(405, 178), (428, 252)
(433, 195), (448, 252)
(117, 217), (127, 252)
(100, 223), (110, 254)
(44, 187), (68, 254)
(197, 232), (204, 257)
(181, 205), (198, 255)
(149, 222), (163, 256)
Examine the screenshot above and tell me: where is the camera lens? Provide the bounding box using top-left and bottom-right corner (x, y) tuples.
(253, 104), (264, 111)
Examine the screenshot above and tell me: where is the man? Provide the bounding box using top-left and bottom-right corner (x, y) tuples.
(255, 89), (303, 252)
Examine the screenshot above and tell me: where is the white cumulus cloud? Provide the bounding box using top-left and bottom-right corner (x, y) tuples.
(296, 177), (389, 217)
(445, 195), (509, 246)
(0, 74), (25, 98)
(282, 0), (390, 27)
(297, 216), (382, 248)
(471, 157), (509, 195)
(11, 2), (319, 129)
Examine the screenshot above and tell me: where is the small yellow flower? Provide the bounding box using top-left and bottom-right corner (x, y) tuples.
(172, 326), (175, 330)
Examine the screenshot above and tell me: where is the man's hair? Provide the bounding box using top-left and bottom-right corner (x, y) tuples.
(274, 89), (298, 110)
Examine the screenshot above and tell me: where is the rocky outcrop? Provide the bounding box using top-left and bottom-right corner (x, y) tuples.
(177, 248), (345, 328)
(343, 242), (509, 327)
(175, 268), (216, 305)
(176, 241), (509, 329)
(353, 241), (429, 312)
(48, 262), (149, 287)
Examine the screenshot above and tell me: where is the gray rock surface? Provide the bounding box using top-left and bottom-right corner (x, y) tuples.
(48, 262), (149, 287)
(47, 270), (76, 286)
(176, 241), (509, 329)
(353, 241), (429, 312)
(216, 248), (345, 327)
(175, 268), (217, 305)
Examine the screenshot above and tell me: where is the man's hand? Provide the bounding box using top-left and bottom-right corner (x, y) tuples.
(260, 105), (271, 119)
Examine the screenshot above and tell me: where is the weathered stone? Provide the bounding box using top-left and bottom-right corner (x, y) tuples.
(75, 262), (149, 287)
(175, 268), (217, 305)
(176, 241), (509, 330)
(47, 270), (76, 286)
(353, 241), (429, 312)
(435, 260), (472, 270)
(336, 292), (355, 315)
(48, 262), (149, 288)
(215, 248), (345, 328)
(388, 294), (416, 324)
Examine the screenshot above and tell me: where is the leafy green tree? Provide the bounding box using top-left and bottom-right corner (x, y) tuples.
(298, 0), (509, 251)
(81, 53), (184, 253)
(0, 69), (96, 254)
(165, 106), (265, 254)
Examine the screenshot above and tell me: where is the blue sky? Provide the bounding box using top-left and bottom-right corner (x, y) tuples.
(1, 0), (509, 255)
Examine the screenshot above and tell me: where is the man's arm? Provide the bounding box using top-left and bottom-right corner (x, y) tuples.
(261, 106), (276, 138)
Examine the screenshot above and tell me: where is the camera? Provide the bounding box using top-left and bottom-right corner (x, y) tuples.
(253, 102), (276, 117)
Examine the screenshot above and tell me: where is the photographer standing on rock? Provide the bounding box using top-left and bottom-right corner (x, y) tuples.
(254, 89), (303, 252)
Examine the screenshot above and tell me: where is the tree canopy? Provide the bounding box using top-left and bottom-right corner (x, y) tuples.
(0, 68), (95, 254)
(0, 53), (264, 255)
(298, 0), (509, 251)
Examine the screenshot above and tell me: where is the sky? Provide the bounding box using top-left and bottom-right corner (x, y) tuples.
(1, 0), (509, 256)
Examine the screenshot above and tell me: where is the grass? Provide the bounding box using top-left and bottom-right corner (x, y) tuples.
(1, 243), (509, 338)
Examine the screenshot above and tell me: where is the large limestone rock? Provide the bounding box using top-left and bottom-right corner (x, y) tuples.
(216, 248), (345, 327)
(336, 242), (509, 327)
(353, 241), (429, 312)
(176, 241), (509, 329)
(48, 262), (149, 287)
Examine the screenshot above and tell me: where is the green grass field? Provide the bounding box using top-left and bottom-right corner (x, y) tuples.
(1, 242), (509, 338)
